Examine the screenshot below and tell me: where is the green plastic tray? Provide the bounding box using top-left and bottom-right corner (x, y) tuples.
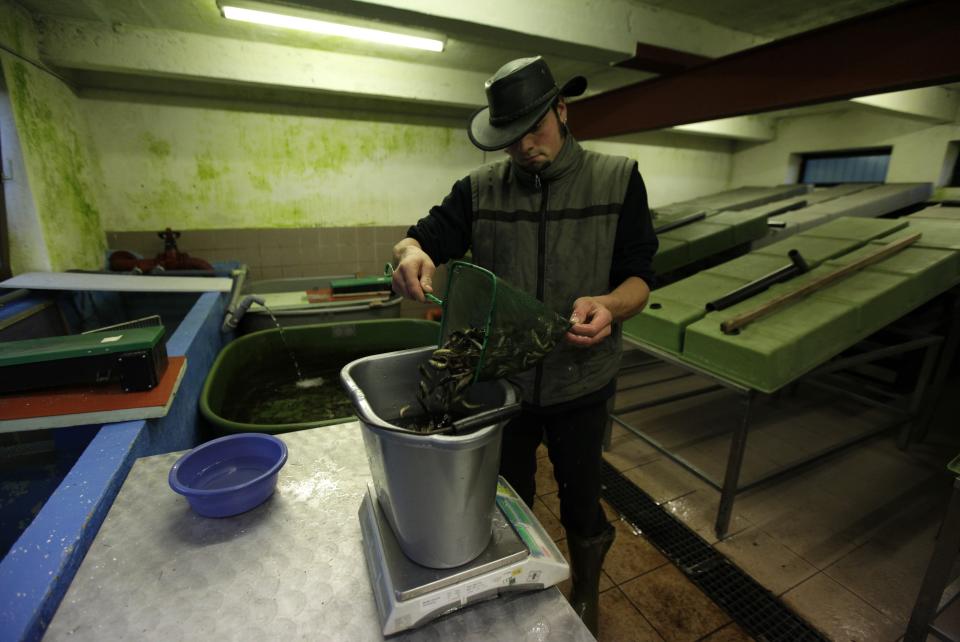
(625, 216), (960, 392)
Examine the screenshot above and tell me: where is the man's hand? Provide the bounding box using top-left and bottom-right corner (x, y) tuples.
(392, 239), (436, 303)
(565, 277), (651, 347)
(565, 297), (614, 347)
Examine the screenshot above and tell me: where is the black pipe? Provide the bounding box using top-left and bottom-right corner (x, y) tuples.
(705, 249), (810, 312)
(654, 211), (707, 234)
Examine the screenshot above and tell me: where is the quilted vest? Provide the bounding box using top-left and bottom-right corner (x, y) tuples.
(469, 137), (635, 406)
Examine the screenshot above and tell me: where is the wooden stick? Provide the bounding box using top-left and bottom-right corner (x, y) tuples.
(720, 232), (922, 335)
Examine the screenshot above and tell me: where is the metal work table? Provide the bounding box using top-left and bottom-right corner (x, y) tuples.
(46, 421), (592, 641)
(615, 318), (945, 540)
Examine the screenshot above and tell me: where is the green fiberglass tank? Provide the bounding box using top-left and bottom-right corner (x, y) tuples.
(200, 319), (439, 434)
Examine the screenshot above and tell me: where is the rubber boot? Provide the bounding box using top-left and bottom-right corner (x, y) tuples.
(567, 522), (615, 637)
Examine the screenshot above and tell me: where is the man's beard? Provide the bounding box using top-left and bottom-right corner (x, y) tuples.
(518, 158), (552, 173)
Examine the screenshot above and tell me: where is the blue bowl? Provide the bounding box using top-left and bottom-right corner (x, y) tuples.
(169, 433), (288, 518)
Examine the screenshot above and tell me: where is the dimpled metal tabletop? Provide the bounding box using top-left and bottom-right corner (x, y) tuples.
(45, 421), (592, 641)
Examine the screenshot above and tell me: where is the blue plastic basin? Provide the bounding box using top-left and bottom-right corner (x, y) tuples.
(168, 433), (288, 518)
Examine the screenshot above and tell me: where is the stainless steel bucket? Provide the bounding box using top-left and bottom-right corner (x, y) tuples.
(341, 346), (519, 569)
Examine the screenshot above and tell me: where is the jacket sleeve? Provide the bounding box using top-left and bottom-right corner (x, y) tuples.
(406, 176), (473, 265)
(610, 168), (658, 289)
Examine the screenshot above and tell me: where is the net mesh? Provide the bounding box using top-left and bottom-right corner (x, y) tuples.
(441, 261), (571, 382)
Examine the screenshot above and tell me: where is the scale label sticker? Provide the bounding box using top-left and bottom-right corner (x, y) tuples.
(99, 335), (123, 343)
(462, 580), (486, 597)
(421, 589), (460, 610)
(502, 568), (523, 587)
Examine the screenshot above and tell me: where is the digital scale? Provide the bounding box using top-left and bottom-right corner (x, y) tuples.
(359, 477), (570, 636)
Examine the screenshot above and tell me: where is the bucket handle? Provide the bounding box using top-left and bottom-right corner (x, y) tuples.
(445, 401), (521, 435)
(365, 401), (521, 437)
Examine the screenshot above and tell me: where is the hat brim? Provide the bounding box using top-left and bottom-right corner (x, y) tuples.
(560, 75), (587, 99)
(468, 100), (553, 152)
(467, 75), (588, 152)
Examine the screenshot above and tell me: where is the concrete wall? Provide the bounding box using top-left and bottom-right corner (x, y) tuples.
(84, 95), (482, 231)
(1, 0), (737, 278)
(84, 93), (735, 229)
(730, 106), (960, 188)
(90, 97), (735, 280)
(583, 131), (734, 208)
(0, 0), (107, 272)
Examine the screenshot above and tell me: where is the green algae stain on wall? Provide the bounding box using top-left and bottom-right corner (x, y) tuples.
(89, 101), (482, 231)
(249, 173), (271, 192)
(195, 152), (224, 181)
(6, 59), (107, 270)
(0, 1), (32, 59)
(143, 132), (171, 159)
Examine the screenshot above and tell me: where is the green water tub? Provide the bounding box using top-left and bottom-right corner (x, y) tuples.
(200, 319), (440, 434)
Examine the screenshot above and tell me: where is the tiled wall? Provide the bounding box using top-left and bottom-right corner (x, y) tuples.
(106, 226), (410, 281)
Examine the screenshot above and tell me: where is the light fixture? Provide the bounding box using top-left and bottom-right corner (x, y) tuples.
(218, 1), (445, 53)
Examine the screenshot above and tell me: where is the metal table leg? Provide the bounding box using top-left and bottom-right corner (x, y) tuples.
(898, 338), (943, 449)
(905, 475), (960, 642)
(715, 390), (755, 540)
(916, 294), (960, 443)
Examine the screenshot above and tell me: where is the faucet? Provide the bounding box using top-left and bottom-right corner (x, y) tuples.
(222, 294), (265, 332)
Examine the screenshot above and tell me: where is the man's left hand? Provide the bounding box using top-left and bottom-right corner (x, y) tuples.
(565, 297), (613, 348)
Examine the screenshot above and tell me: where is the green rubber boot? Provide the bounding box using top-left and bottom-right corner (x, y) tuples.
(567, 522), (616, 637)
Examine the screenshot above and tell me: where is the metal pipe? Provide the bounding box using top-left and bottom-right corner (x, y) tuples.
(221, 294), (265, 332)
(654, 211), (707, 234)
(705, 249), (809, 312)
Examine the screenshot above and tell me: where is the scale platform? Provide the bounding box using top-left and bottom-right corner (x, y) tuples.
(359, 477), (570, 636)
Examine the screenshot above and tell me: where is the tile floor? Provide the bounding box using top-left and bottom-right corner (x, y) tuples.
(533, 351), (960, 641)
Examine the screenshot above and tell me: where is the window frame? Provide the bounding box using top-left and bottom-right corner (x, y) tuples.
(798, 146), (893, 186)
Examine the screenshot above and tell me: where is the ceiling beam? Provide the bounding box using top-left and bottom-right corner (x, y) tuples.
(615, 42), (711, 75)
(38, 18), (488, 108)
(568, 0), (960, 140)
(295, 0), (763, 62)
(671, 115), (774, 142)
(851, 86), (959, 123)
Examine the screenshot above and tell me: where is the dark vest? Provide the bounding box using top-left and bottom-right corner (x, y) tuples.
(469, 137), (635, 406)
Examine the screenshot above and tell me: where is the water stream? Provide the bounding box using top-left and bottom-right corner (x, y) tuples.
(224, 302), (347, 425)
(259, 304), (305, 382)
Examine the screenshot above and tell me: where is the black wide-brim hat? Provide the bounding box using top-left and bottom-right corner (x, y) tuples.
(468, 56), (587, 152)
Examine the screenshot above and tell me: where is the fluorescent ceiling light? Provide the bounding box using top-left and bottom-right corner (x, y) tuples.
(220, 4), (445, 52)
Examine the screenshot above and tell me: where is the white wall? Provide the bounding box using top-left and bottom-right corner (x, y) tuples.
(582, 131), (734, 208)
(730, 106), (960, 188)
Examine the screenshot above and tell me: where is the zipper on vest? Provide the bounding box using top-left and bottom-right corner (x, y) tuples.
(534, 173), (548, 405)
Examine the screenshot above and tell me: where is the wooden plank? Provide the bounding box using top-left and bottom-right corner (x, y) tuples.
(720, 233), (921, 335)
(0, 356), (186, 432)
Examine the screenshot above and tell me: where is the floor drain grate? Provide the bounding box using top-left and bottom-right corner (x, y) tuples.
(600, 461), (828, 641)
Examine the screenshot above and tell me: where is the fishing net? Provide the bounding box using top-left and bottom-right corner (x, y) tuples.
(416, 261), (571, 419)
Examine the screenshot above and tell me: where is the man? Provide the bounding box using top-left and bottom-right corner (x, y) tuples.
(392, 56), (657, 636)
